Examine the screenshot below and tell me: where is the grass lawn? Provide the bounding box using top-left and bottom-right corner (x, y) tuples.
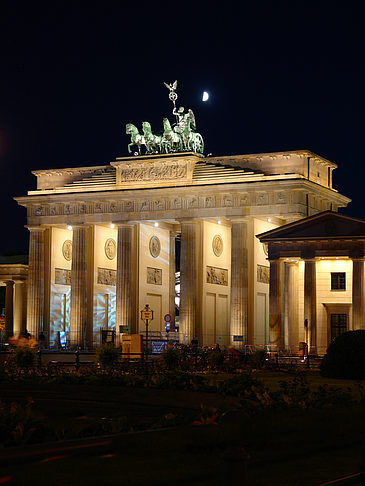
(0, 371), (364, 485)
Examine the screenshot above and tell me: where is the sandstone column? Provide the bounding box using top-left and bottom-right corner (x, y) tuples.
(284, 262), (299, 348)
(5, 280), (14, 338)
(116, 223), (134, 332)
(169, 230), (177, 331)
(70, 225), (87, 347)
(13, 281), (27, 336)
(230, 220), (248, 345)
(304, 259), (317, 354)
(352, 258), (365, 330)
(179, 220), (199, 342)
(269, 259), (282, 348)
(27, 227), (45, 337)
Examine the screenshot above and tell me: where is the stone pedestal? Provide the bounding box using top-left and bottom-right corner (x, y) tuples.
(70, 225), (87, 346)
(179, 220), (199, 342)
(269, 259), (282, 348)
(5, 280), (14, 337)
(27, 227), (45, 337)
(116, 224), (134, 332)
(304, 259), (317, 354)
(352, 258), (365, 330)
(284, 262), (299, 348)
(230, 221), (248, 344)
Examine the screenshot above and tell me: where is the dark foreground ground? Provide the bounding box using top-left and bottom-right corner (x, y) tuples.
(0, 374), (364, 485)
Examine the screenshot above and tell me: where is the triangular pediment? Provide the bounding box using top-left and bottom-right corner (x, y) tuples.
(258, 211), (365, 241)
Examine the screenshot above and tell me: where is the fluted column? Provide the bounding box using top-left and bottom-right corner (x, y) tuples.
(27, 227), (45, 337)
(284, 262), (299, 347)
(352, 258), (365, 330)
(116, 223), (134, 331)
(304, 259), (317, 354)
(14, 281), (27, 336)
(269, 259), (282, 348)
(230, 220), (248, 344)
(179, 220), (198, 341)
(169, 231), (177, 331)
(70, 225), (87, 347)
(5, 281), (14, 338)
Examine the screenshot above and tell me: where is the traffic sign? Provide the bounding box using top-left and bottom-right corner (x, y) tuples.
(141, 304), (153, 321)
(164, 314), (171, 323)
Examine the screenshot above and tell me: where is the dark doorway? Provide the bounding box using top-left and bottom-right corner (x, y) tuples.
(330, 313), (347, 341)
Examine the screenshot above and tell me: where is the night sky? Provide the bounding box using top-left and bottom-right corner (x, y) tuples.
(0, 2), (364, 255)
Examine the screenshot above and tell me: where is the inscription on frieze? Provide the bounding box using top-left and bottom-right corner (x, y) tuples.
(55, 268), (71, 285)
(97, 267), (116, 286)
(206, 266), (228, 286)
(120, 164), (187, 182)
(147, 267), (162, 285)
(257, 264), (270, 284)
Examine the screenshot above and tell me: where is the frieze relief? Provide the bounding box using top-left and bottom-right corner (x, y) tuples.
(154, 199), (165, 210)
(275, 192), (287, 204)
(97, 267), (116, 286)
(64, 204), (74, 215)
(33, 206), (45, 216)
(205, 196), (215, 208)
(109, 202), (119, 212)
(222, 194), (233, 207)
(119, 164), (187, 182)
(94, 202), (103, 213)
(50, 205), (58, 216)
(206, 266), (228, 286)
(256, 193), (268, 205)
(240, 194), (249, 206)
(171, 197), (182, 209)
(147, 267), (162, 285)
(55, 268), (71, 285)
(187, 196), (198, 208)
(140, 200), (150, 211)
(124, 201), (134, 212)
(78, 203), (87, 214)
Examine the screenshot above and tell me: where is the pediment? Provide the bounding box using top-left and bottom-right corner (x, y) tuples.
(258, 211), (365, 241)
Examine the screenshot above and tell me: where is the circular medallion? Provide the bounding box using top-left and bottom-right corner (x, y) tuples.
(62, 240), (72, 261)
(149, 236), (161, 258)
(212, 235), (223, 257)
(105, 238), (116, 260)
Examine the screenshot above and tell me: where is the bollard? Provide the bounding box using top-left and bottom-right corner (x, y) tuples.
(75, 349), (80, 371)
(37, 349), (42, 367)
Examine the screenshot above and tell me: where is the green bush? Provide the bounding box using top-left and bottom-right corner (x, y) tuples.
(320, 330), (365, 379)
(95, 343), (119, 370)
(207, 350), (225, 370)
(159, 347), (180, 370)
(12, 347), (37, 369)
(249, 349), (268, 369)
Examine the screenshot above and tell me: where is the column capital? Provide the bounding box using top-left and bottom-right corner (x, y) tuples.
(26, 225), (46, 232)
(114, 221), (136, 228)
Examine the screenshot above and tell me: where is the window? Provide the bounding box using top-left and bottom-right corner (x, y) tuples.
(330, 314), (347, 341)
(331, 272), (346, 290)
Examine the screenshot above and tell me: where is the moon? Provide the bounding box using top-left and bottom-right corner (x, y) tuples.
(202, 91), (209, 102)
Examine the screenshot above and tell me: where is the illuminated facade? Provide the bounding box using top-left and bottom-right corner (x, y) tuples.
(4, 150), (355, 352)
